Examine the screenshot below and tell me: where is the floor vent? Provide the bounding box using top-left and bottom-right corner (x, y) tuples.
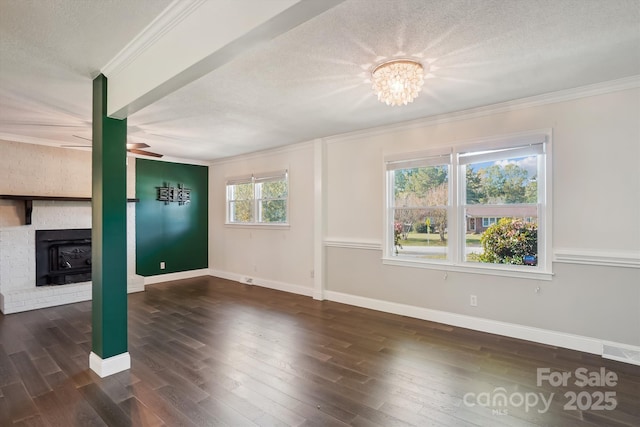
(602, 343), (640, 366)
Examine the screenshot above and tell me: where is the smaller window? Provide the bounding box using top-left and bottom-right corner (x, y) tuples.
(482, 217), (501, 227)
(226, 170), (288, 225)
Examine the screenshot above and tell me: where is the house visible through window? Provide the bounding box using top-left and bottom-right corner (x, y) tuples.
(226, 170), (288, 225)
(385, 132), (550, 275)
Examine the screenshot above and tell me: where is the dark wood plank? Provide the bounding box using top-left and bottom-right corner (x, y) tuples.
(78, 382), (131, 427)
(128, 381), (198, 427)
(0, 343), (19, 387)
(0, 386), (12, 426)
(156, 384), (226, 426)
(119, 396), (166, 427)
(12, 414), (48, 427)
(33, 390), (85, 427)
(9, 351), (51, 398)
(1, 382), (39, 424)
(43, 344), (93, 388)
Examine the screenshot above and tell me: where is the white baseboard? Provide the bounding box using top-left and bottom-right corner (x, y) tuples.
(324, 290), (640, 366)
(89, 351), (131, 378)
(127, 274), (145, 293)
(143, 268), (210, 285)
(209, 269), (313, 297)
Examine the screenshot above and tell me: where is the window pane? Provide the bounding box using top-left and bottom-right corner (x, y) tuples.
(392, 165), (448, 260)
(229, 200), (253, 223)
(465, 213), (538, 266)
(230, 182), (254, 201)
(394, 165), (448, 208)
(260, 199), (287, 223)
(393, 208), (448, 260)
(259, 180), (287, 199)
(465, 155), (537, 205)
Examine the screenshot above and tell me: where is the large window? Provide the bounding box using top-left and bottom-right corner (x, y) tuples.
(385, 132), (550, 276)
(226, 170), (288, 225)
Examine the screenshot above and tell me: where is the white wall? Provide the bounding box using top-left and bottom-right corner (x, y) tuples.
(0, 140), (142, 313)
(209, 143), (315, 295)
(324, 87), (640, 349)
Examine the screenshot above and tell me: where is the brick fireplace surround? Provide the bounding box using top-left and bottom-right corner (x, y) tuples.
(0, 200), (143, 314)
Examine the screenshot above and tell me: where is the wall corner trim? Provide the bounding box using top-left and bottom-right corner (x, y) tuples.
(89, 351), (131, 378)
(324, 290), (640, 366)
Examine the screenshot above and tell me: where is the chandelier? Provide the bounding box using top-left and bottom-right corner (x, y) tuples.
(371, 59), (425, 106)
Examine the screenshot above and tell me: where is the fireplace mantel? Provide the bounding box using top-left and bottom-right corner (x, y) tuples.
(0, 195), (139, 225)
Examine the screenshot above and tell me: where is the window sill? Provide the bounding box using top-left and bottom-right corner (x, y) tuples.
(224, 222), (290, 230)
(382, 256), (553, 281)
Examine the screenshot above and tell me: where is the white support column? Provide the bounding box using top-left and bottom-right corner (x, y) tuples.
(313, 138), (326, 300)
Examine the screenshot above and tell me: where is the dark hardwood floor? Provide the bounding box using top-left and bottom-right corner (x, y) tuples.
(0, 276), (638, 426)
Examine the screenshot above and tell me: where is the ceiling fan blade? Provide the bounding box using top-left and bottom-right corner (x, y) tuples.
(72, 134), (92, 142)
(1, 121), (85, 128)
(126, 142), (150, 149)
(72, 134), (161, 157)
(128, 148), (163, 158)
(61, 145), (92, 150)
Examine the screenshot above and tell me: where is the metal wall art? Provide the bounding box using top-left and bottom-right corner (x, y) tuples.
(157, 183), (191, 205)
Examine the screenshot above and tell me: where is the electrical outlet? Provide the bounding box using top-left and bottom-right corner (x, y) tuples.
(470, 295), (478, 307)
(310, 269), (315, 278)
(160, 261), (166, 270)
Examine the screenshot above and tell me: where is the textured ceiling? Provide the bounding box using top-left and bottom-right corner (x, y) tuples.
(1, 0), (639, 162)
(0, 0), (173, 145)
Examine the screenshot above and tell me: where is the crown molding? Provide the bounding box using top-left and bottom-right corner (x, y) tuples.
(101, 0), (207, 78)
(208, 139), (314, 166)
(325, 75), (640, 144)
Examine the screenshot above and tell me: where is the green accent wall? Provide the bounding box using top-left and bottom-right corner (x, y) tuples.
(136, 159), (208, 276)
(92, 74), (128, 359)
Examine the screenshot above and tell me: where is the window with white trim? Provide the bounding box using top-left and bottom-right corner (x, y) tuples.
(385, 132), (550, 275)
(226, 170), (288, 225)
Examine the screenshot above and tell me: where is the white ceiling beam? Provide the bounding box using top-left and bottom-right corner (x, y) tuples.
(103, 0), (344, 119)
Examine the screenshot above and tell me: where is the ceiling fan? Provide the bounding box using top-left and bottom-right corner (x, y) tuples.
(63, 135), (163, 158)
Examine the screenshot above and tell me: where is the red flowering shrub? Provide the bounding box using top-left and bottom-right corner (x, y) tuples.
(479, 218), (537, 265)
